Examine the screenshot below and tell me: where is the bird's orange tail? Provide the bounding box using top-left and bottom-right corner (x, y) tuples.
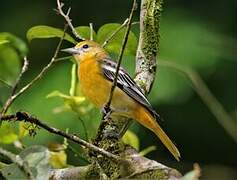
(133, 106), (181, 161)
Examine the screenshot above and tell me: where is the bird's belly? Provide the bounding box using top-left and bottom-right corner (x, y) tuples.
(79, 73), (135, 114)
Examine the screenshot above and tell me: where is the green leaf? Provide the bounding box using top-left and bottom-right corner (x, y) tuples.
(46, 90), (88, 114)
(0, 163), (26, 179)
(0, 32), (28, 57)
(0, 45), (21, 85)
(0, 33), (27, 86)
(122, 130), (140, 150)
(75, 26), (96, 41)
(0, 40), (9, 45)
(0, 145), (51, 180)
(97, 23), (137, 55)
(27, 25), (76, 43)
(46, 90), (85, 104)
(0, 123), (18, 144)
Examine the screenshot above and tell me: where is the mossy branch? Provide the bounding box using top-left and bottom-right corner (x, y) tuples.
(135, 0), (163, 94)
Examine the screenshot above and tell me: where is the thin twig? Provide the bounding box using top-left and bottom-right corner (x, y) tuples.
(1, 57), (29, 115)
(0, 147), (34, 180)
(89, 23), (94, 41)
(56, 0), (84, 41)
(102, 18), (129, 47)
(54, 56), (72, 62)
(159, 60), (237, 143)
(0, 112), (121, 162)
(104, 0), (137, 110)
(102, 20), (139, 48)
(0, 25), (68, 118)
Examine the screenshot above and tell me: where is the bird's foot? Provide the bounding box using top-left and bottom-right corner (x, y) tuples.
(101, 105), (113, 121)
(103, 124), (120, 140)
(103, 131), (120, 140)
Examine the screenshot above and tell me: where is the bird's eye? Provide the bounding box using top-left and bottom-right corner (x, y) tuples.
(82, 44), (89, 49)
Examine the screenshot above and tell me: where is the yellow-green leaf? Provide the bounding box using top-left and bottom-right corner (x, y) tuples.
(122, 130), (139, 150)
(49, 151), (67, 169)
(0, 123), (18, 144)
(18, 122), (29, 139)
(46, 90), (85, 104)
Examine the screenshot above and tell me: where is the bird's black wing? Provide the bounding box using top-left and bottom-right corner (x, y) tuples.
(99, 58), (161, 122)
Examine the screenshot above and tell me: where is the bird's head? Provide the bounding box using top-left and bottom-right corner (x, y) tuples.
(62, 40), (108, 62)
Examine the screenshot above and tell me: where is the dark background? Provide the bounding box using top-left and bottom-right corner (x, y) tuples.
(0, 0), (237, 179)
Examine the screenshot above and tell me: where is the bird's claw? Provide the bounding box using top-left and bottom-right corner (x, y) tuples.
(103, 131), (120, 140)
(101, 106), (112, 121)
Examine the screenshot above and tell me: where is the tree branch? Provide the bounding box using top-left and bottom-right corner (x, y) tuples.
(0, 0), (185, 179)
(1, 57), (28, 115)
(50, 166), (92, 180)
(135, 0), (163, 94)
(90, 0), (177, 179)
(0, 112), (121, 162)
(56, 0), (84, 41)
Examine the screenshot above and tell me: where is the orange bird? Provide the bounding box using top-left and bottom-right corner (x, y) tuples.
(62, 40), (180, 161)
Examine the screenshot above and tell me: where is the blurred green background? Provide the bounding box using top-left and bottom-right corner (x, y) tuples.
(0, 0), (237, 179)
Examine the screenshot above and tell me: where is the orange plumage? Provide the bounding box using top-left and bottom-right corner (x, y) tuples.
(62, 40), (180, 161)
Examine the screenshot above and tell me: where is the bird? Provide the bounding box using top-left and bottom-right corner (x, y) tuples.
(62, 40), (180, 161)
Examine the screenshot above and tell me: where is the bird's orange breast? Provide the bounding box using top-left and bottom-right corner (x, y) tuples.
(78, 58), (136, 114)
(79, 58), (111, 108)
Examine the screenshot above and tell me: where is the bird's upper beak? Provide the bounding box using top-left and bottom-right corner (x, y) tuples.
(61, 47), (80, 54)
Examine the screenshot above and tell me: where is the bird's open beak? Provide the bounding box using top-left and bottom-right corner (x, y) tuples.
(61, 47), (79, 54)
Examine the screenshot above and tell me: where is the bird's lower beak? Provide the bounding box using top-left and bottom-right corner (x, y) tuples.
(61, 47), (79, 54)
